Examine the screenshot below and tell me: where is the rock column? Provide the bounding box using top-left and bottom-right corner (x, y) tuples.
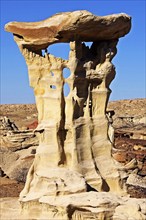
(5, 9), (131, 211)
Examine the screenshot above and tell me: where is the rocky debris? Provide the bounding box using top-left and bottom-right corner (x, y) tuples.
(113, 136), (146, 174)
(0, 116), (18, 135)
(1, 130), (38, 152)
(113, 115), (146, 129)
(112, 131), (146, 198)
(115, 128), (146, 140)
(127, 173), (146, 189)
(108, 99), (146, 129)
(0, 116), (38, 152)
(126, 173), (146, 198)
(127, 185), (146, 199)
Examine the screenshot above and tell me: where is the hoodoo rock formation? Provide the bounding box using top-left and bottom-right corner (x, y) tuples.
(4, 10), (146, 220)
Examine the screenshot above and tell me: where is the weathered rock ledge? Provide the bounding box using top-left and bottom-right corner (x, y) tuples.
(1, 193), (145, 220)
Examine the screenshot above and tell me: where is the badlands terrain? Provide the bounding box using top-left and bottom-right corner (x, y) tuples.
(0, 98), (146, 198)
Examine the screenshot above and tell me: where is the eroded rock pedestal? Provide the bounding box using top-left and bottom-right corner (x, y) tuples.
(5, 10), (145, 220)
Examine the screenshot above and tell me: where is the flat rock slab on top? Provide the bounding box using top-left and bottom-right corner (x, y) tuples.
(5, 10), (131, 49)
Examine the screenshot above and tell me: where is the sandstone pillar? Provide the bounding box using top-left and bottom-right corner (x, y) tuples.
(5, 10), (131, 218)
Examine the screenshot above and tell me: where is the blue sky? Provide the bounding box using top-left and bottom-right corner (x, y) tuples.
(0, 0), (145, 104)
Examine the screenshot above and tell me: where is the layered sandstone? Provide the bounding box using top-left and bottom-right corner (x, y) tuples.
(5, 10), (145, 220)
(0, 116), (38, 182)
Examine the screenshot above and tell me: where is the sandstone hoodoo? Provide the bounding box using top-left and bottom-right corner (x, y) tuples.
(4, 10), (146, 220)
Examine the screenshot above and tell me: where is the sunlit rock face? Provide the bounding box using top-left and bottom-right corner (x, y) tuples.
(5, 10), (141, 219)
(5, 10), (131, 49)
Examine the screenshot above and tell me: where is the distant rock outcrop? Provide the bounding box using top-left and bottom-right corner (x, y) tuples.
(0, 116), (18, 135)
(0, 116), (38, 182)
